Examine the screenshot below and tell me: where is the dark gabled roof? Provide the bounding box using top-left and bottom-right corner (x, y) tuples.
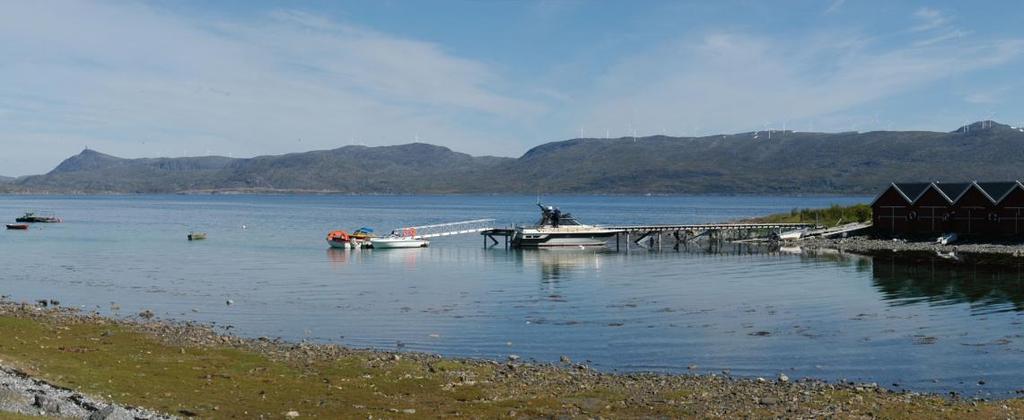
(934, 182), (971, 202)
(893, 182), (931, 201)
(874, 181), (1024, 206)
(976, 182), (1022, 203)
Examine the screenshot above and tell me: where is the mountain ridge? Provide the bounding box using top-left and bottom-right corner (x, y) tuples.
(4, 121), (1024, 195)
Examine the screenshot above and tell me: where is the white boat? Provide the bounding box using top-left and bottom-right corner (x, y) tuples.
(937, 232), (957, 246)
(370, 236), (429, 249)
(512, 204), (622, 248)
(777, 229), (806, 241)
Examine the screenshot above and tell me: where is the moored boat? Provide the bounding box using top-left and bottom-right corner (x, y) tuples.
(15, 212), (62, 223)
(326, 227), (375, 249)
(370, 235), (429, 249)
(187, 232), (207, 241)
(512, 204), (622, 248)
(5, 224), (28, 230)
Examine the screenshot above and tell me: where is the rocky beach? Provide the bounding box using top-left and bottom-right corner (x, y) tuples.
(798, 235), (1024, 259)
(1, 299), (1024, 419)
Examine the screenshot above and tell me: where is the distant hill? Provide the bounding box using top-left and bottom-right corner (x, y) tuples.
(5, 121), (1024, 195)
(0, 176), (13, 184)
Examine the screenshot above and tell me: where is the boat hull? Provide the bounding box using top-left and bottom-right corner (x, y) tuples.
(513, 231), (619, 248)
(370, 238), (429, 248)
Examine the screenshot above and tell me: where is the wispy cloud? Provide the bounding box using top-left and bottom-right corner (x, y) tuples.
(911, 7), (952, 32)
(575, 20), (1024, 136)
(0, 1), (540, 173)
(824, 0), (846, 15)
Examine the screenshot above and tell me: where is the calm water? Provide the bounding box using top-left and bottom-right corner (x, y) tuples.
(3, 195), (1024, 397)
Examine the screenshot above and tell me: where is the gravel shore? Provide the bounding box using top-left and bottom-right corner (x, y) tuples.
(2, 300), (1024, 418)
(798, 235), (1024, 258)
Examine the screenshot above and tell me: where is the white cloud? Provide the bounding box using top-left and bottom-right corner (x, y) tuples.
(911, 7), (951, 32)
(574, 22), (1024, 137)
(824, 0), (846, 15)
(0, 1), (540, 174)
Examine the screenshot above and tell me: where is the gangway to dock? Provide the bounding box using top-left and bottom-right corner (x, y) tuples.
(397, 219), (496, 239)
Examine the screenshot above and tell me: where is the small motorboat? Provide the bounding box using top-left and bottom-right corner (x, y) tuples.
(187, 232), (207, 241)
(15, 212), (62, 223)
(936, 232), (957, 246)
(777, 229), (807, 241)
(6, 224), (28, 230)
(370, 234), (429, 249)
(326, 227), (375, 249)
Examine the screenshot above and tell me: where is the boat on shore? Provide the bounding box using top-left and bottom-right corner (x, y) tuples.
(5, 224), (28, 230)
(512, 204), (622, 247)
(15, 212), (62, 223)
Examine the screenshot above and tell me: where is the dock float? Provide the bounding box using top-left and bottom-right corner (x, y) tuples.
(482, 222), (815, 250)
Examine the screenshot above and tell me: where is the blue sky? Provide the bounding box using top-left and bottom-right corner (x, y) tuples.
(2, 0), (1023, 175)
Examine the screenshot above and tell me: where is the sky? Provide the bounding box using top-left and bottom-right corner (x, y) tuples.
(2, 0), (1024, 176)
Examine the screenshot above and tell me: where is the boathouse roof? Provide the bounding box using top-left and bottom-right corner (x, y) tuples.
(873, 181), (1024, 207)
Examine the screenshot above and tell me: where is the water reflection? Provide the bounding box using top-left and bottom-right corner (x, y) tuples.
(515, 249), (604, 283)
(871, 253), (1024, 312)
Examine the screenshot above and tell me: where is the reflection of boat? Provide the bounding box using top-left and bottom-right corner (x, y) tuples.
(15, 212), (61, 223)
(187, 232), (207, 241)
(6, 224), (28, 230)
(327, 227), (375, 249)
(779, 246), (803, 254)
(371, 235), (429, 249)
(513, 204), (622, 248)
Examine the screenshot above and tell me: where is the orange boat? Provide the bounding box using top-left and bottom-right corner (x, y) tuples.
(327, 227), (375, 249)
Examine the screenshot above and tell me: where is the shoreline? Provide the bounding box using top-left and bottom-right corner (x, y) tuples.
(1, 301), (1023, 418)
(797, 235), (1024, 260)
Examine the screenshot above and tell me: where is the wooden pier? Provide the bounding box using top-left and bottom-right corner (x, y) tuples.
(482, 222), (815, 250)
(606, 223), (814, 251)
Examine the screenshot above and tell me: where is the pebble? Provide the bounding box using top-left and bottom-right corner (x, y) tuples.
(560, 355), (571, 364)
(778, 373), (790, 383)
(285, 410), (300, 418)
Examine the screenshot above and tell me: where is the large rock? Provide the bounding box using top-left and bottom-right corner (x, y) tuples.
(0, 387), (31, 410)
(34, 394), (65, 415)
(88, 405), (135, 420)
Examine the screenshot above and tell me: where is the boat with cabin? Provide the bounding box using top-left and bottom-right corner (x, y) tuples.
(15, 212), (62, 223)
(512, 204), (622, 247)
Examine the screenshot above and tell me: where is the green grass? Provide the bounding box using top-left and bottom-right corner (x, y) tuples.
(746, 203), (872, 226)
(2, 313), (1023, 419)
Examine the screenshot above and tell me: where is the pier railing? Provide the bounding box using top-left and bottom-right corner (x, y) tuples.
(397, 219), (496, 239)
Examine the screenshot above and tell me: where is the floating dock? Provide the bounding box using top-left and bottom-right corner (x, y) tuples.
(483, 222), (815, 250)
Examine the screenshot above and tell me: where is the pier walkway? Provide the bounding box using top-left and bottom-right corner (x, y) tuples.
(481, 222), (815, 250)
(398, 219), (496, 239)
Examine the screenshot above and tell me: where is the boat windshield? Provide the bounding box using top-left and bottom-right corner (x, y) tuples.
(536, 204), (583, 227)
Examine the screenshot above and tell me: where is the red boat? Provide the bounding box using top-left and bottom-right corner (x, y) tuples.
(6, 224), (28, 230)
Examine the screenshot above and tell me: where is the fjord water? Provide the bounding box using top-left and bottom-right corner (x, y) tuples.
(2, 195), (1023, 397)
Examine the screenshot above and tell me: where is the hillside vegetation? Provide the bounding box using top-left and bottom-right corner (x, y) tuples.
(745, 204), (872, 227)
(4, 121), (1023, 194)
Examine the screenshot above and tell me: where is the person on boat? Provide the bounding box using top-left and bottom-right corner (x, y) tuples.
(552, 208), (561, 228)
